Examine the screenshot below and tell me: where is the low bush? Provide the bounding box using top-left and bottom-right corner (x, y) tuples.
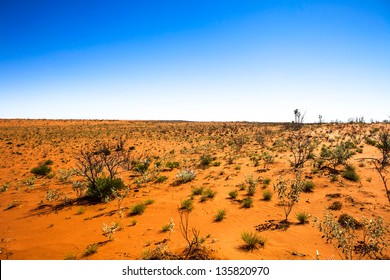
(214, 209), (226, 222)
(155, 175), (168, 183)
(86, 177), (125, 202)
(262, 190), (273, 201)
(342, 165), (360, 182)
(180, 199), (194, 211)
(228, 190), (238, 199)
(241, 231), (266, 250)
(165, 161), (180, 170)
(200, 188), (216, 202)
(31, 164), (52, 176)
(175, 169), (196, 184)
(302, 181), (315, 193)
(296, 211), (310, 224)
(199, 154), (215, 169)
(337, 213), (363, 229)
(192, 187), (204, 196)
(241, 197), (253, 208)
(130, 203), (147, 215)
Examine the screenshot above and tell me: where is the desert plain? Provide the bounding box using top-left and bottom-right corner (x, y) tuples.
(0, 119), (389, 260)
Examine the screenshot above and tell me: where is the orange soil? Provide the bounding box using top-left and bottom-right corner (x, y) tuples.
(0, 119), (389, 260)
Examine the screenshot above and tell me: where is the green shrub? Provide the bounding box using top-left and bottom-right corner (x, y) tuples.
(86, 177), (125, 202)
(134, 159), (151, 174)
(241, 231), (266, 250)
(296, 211), (310, 224)
(161, 224), (171, 232)
(262, 190), (273, 201)
(241, 197), (253, 208)
(44, 159), (54, 165)
(192, 187), (204, 196)
(31, 164), (52, 176)
(200, 188), (216, 202)
(365, 137), (377, 146)
(199, 154), (214, 169)
(214, 209), (226, 222)
(130, 203), (147, 215)
(165, 161), (180, 170)
(180, 199), (194, 211)
(338, 213), (363, 229)
(262, 178), (271, 186)
(228, 190), (238, 199)
(155, 175), (168, 183)
(342, 165), (360, 182)
(302, 180), (315, 193)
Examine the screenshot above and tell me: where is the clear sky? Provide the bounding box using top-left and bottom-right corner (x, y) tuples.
(1, 0), (389, 122)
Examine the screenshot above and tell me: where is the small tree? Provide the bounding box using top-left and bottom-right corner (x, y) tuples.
(293, 109), (305, 130)
(75, 140), (131, 202)
(286, 132), (317, 170)
(273, 175), (304, 222)
(320, 142), (355, 170)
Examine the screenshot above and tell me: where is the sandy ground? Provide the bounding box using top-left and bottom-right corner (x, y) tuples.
(0, 119), (389, 260)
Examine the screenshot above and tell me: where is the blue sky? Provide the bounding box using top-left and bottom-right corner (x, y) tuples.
(1, 0), (389, 122)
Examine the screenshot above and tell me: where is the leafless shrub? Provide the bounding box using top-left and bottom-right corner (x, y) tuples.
(179, 209), (202, 259)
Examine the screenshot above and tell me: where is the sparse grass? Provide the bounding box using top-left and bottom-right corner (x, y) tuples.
(64, 252), (77, 260)
(130, 218), (137, 226)
(228, 190), (238, 199)
(76, 207), (86, 215)
(262, 190), (273, 201)
(144, 199), (154, 205)
(0, 183), (10, 193)
(296, 211), (310, 224)
(241, 197), (253, 208)
(82, 243), (98, 257)
(241, 231), (266, 250)
(214, 209), (226, 222)
(130, 203), (146, 215)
